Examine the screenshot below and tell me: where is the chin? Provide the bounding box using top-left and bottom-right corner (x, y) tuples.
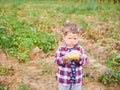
(67, 45), (74, 48)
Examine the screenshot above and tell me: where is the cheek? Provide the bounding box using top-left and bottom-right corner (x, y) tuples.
(75, 40), (79, 43)
(66, 40), (70, 44)
(64, 38), (69, 44)
(64, 38), (67, 42)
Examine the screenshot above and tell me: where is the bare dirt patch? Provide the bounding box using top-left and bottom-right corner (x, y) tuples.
(0, 43), (120, 90)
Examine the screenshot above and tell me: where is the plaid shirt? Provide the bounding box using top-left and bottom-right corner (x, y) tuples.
(55, 44), (87, 86)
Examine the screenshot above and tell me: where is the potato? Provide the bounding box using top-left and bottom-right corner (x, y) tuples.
(65, 50), (81, 60)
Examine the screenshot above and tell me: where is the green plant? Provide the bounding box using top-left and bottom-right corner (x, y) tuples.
(36, 30), (57, 53)
(0, 83), (9, 90)
(98, 50), (120, 85)
(0, 66), (14, 75)
(0, 0), (120, 63)
(86, 0), (96, 10)
(16, 81), (32, 90)
(39, 59), (54, 75)
(83, 72), (93, 78)
(79, 16), (88, 29)
(98, 69), (120, 85)
(106, 24), (120, 41)
(105, 50), (120, 70)
(0, 14), (57, 61)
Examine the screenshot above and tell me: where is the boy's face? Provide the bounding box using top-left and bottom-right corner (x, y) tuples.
(63, 32), (79, 48)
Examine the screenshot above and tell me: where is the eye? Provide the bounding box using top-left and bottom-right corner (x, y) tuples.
(74, 38), (77, 40)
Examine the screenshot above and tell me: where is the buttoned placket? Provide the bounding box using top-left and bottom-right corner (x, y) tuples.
(67, 48), (76, 90)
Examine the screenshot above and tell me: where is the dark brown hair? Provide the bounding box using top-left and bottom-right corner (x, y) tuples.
(62, 22), (79, 35)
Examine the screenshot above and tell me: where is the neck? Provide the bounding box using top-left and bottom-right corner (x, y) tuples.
(66, 44), (77, 49)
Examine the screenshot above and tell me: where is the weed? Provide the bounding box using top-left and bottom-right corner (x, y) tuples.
(98, 69), (120, 85)
(0, 66), (14, 75)
(39, 59), (54, 75)
(79, 16), (88, 29)
(105, 50), (120, 70)
(98, 50), (120, 85)
(16, 81), (32, 90)
(0, 83), (9, 90)
(0, 0), (120, 62)
(0, 19), (57, 61)
(83, 72), (93, 78)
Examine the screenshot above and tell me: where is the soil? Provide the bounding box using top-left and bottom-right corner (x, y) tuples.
(0, 39), (120, 90)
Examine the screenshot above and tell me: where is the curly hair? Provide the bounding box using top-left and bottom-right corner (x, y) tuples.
(62, 22), (80, 35)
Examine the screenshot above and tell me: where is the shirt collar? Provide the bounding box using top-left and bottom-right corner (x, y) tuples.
(63, 43), (78, 50)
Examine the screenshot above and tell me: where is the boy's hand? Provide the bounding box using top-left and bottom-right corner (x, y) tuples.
(64, 50), (81, 61)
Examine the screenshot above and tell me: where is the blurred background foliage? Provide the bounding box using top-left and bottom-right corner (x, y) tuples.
(0, 0), (120, 87)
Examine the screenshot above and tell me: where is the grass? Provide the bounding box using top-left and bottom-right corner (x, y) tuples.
(98, 50), (120, 85)
(105, 50), (120, 70)
(0, 83), (9, 90)
(98, 69), (120, 85)
(0, 66), (14, 75)
(16, 81), (32, 90)
(39, 59), (55, 75)
(0, 0), (120, 87)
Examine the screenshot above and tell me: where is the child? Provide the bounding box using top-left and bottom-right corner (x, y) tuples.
(55, 22), (87, 90)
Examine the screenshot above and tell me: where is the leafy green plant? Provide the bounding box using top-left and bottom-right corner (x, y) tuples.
(0, 66), (14, 75)
(39, 59), (54, 75)
(83, 72), (93, 78)
(0, 0), (120, 63)
(98, 50), (120, 85)
(98, 69), (120, 85)
(0, 14), (57, 61)
(86, 0), (96, 10)
(79, 16), (88, 29)
(36, 30), (57, 53)
(0, 25), (8, 46)
(106, 24), (120, 41)
(105, 50), (120, 69)
(0, 83), (9, 90)
(16, 81), (32, 90)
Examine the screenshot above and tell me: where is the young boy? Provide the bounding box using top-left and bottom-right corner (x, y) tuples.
(55, 22), (87, 90)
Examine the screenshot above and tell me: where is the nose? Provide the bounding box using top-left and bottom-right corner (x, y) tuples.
(71, 40), (75, 44)
(71, 39), (75, 43)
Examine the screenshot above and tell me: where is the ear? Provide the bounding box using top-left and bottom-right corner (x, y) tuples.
(62, 34), (65, 40)
(60, 34), (65, 42)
